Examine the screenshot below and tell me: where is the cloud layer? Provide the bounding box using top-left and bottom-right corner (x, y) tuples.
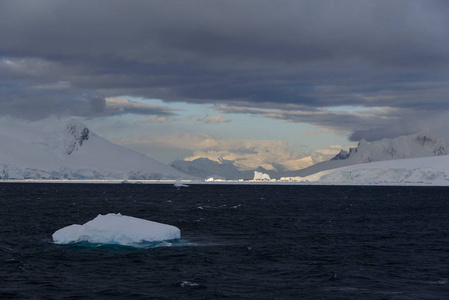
(197, 115), (231, 124)
(114, 133), (345, 171)
(1, 1), (449, 139)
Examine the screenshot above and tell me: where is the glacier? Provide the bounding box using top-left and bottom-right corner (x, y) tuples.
(52, 213), (181, 246)
(285, 132), (449, 178)
(303, 155), (449, 185)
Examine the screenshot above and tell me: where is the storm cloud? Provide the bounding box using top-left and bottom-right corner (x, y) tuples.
(1, 0), (449, 139)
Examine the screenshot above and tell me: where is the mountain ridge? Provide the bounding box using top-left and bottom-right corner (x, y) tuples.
(287, 132), (449, 177)
(171, 132), (449, 179)
(305, 154), (449, 185)
(0, 120), (192, 180)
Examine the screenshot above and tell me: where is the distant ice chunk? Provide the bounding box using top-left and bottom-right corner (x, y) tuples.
(253, 171), (270, 181)
(52, 213), (180, 246)
(174, 181), (189, 187)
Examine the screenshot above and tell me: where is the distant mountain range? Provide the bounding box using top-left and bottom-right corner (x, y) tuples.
(170, 157), (244, 180)
(171, 133), (449, 180)
(2, 120), (447, 181)
(0, 120), (192, 180)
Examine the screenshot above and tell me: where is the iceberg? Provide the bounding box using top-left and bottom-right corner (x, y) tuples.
(174, 181), (189, 187)
(253, 171), (271, 181)
(52, 213), (181, 246)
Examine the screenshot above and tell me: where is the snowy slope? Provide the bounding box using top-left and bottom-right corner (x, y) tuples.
(284, 133), (449, 178)
(0, 120), (192, 180)
(170, 157), (280, 180)
(303, 155), (449, 185)
(170, 158), (242, 180)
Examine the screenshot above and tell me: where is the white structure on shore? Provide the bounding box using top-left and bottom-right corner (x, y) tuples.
(253, 171), (271, 181)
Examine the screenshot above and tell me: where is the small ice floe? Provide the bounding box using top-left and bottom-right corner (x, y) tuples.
(180, 281), (199, 287)
(52, 213), (180, 246)
(174, 181), (189, 188)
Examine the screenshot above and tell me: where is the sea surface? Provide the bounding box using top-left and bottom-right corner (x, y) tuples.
(1, 183), (449, 299)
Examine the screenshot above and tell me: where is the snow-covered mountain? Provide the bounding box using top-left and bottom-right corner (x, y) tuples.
(282, 133), (449, 178)
(170, 158), (243, 180)
(303, 155), (449, 185)
(170, 157), (280, 180)
(171, 133), (449, 180)
(169, 151), (336, 180)
(0, 120), (192, 180)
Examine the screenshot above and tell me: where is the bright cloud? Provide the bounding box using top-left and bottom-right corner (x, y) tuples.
(315, 145), (352, 156)
(114, 133), (340, 171)
(197, 115), (231, 123)
(140, 116), (171, 123)
(215, 105), (416, 140)
(104, 97), (176, 116)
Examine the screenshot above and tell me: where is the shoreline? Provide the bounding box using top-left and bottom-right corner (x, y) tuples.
(0, 179), (446, 186)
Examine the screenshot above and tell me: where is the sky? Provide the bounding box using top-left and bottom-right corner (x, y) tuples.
(1, 0), (449, 170)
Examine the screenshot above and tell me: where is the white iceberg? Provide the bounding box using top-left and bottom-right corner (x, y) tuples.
(174, 181), (189, 187)
(253, 171), (271, 181)
(52, 213), (181, 246)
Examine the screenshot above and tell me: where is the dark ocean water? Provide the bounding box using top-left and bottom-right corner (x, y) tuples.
(1, 183), (449, 299)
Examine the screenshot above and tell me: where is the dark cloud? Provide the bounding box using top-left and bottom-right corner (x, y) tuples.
(89, 96), (106, 113)
(0, 81), (175, 120)
(215, 104), (430, 141)
(1, 0), (449, 139)
(349, 127), (418, 142)
(349, 109), (449, 141)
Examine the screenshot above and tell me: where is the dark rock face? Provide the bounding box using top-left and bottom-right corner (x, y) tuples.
(415, 134), (447, 156)
(65, 122), (90, 155)
(331, 150), (350, 160)
(433, 146), (447, 156)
